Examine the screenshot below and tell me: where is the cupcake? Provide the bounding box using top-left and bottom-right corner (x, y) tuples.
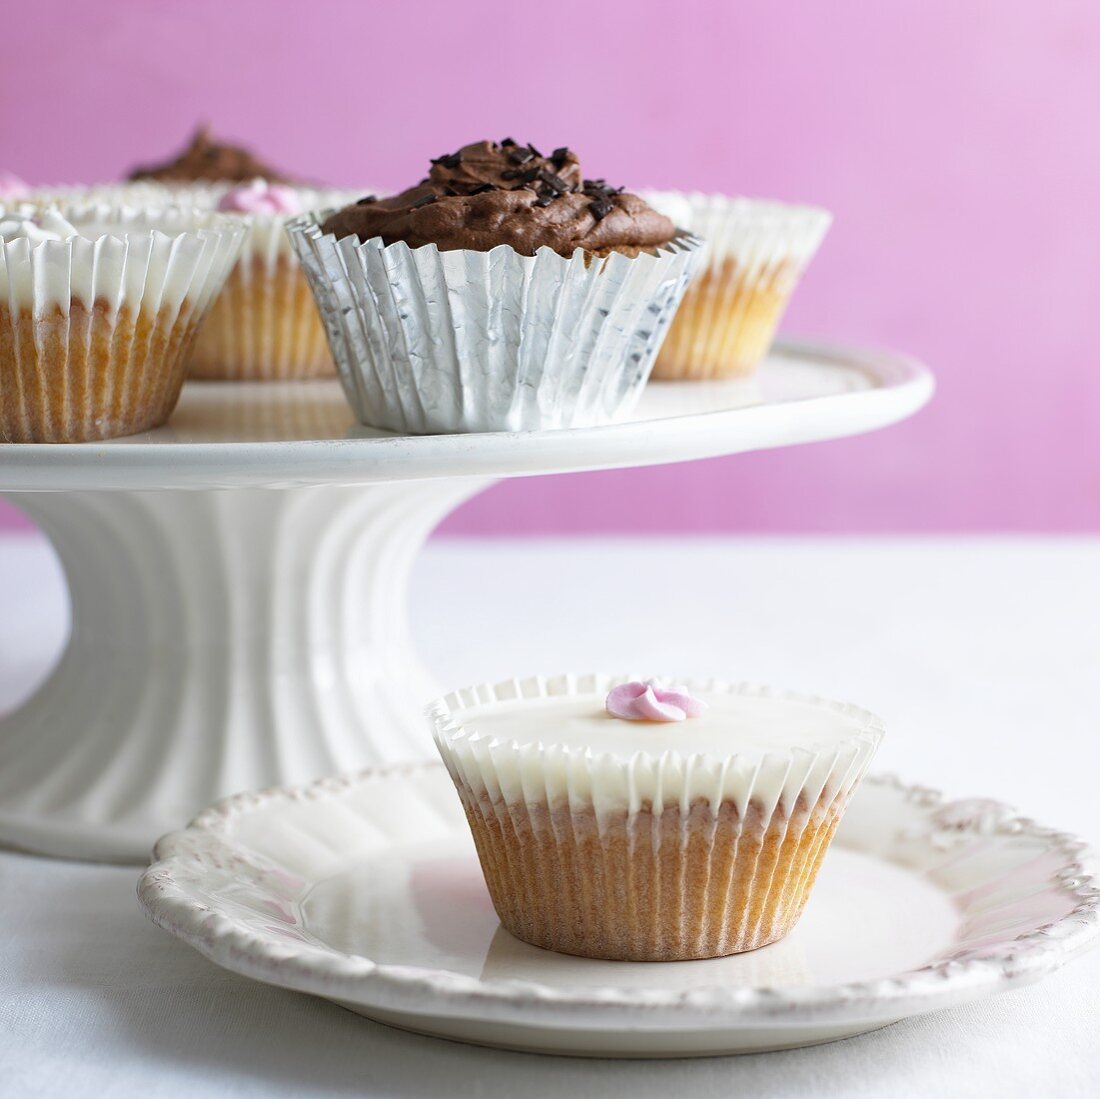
(120, 128), (342, 380)
(0, 203), (245, 443)
(127, 124), (295, 185)
(640, 192), (831, 380)
(287, 139), (701, 434)
(430, 674), (883, 961)
(186, 180), (352, 380)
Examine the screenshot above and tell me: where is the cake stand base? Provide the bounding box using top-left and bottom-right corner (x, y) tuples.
(0, 480), (486, 861)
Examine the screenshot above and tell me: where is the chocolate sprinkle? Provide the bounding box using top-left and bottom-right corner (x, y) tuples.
(469, 183), (497, 195)
(537, 168), (570, 193)
(411, 194), (438, 209)
(430, 152), (462, 169)
(583, 178), (624, 201)
(551, 146), (569, 168)
(588, 196), (614, 221)
(508, 146), (535, 165)
(355, 194), (378, 205)
(526, 143), (543, 159)
(500, 137), (516, 147)
(501, 166), (542, 183)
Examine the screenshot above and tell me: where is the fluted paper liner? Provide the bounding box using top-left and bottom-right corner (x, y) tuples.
(287, 213), (702, 434)
(187, 214), (331, 380)
(430, 674), (883, 961)
(640, 192), (831, 380)
(176, 186), (361, 381)
(29, 183), (365, 380)
(0, 203), (245, 442)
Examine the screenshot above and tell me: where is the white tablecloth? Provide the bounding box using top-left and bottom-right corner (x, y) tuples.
(2, 535), (1098, 1097)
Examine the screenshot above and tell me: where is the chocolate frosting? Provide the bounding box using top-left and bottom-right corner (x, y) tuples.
(320, 140), (676, 256)
(128, 125), (294, 184)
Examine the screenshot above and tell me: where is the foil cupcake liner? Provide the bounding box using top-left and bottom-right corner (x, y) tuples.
(286, 212), (702, 434)
(430, 674), (882, 961)
(639, 191), (831, 379)
(0, 203), (245, 442)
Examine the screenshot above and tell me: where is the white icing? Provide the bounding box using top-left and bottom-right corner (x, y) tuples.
(430, 675), (884, 819)
(0, 203), (245, 313)
(461, 692), (864, 759)
(0, 208), (78, 244)
(23, 183), (368, 268)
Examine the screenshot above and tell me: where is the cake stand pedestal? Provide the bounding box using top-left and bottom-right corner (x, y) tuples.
(0, 341), (932, 861)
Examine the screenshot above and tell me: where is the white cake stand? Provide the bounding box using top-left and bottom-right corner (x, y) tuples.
(0, 341), (931, 861)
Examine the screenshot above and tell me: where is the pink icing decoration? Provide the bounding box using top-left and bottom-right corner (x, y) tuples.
(0, 172), (30, 201)
(216, 179), (301, 215)
(605, 681), (709, 723)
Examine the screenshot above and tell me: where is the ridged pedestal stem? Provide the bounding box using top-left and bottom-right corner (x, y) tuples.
(0, 479), (486, 861)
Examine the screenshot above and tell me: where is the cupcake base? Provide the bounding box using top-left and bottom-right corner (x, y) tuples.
(456, 787), (844, 961)
(188, 256), (334, 381)
(0, 298), (200, 443)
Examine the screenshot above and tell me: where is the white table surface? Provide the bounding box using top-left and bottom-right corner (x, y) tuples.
(2, 533), (1098, 1096)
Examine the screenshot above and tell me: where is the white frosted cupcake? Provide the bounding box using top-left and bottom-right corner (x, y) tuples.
(640, 192), (831, 379)
(0, 203), (244, 442)
(288, 140), (701, 434)
(430, 673), (883, 961)
(184, 180), (362, 381)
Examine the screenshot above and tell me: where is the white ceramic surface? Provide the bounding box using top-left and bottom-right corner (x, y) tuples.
(0, 481), (484, 862)
(0, 342), (931, 861)
(0, 341), (932, 490)
(138, 762), (1100, 1059)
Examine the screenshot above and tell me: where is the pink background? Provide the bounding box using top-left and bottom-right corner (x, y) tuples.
(3, 0), (1098, 534)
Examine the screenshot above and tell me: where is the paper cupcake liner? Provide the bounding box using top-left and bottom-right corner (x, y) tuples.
(639, 192), (831, 379)
(187, 217), (334, 380)
(430, 674), (882, 961)
(26, 185), (364, 380)
(0, 203), (245, 442)
(286, 213), (702, 434)
(178, 187), (360, 380)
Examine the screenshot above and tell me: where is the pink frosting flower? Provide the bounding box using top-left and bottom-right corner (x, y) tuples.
(605, 681), (708, 723)
(216, 179), (301, 216)
(0, 172), (31, 201)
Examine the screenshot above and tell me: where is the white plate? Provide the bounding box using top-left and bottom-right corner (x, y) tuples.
(138, 764), (1099, 1058)
(0, 341), (931, 490)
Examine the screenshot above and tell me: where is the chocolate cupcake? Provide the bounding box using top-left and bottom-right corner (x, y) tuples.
(287, 140), (700, 434)
(320, 140), (676, 258)
(120, 130), (361, 381)
(128, 125), (294, 185)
